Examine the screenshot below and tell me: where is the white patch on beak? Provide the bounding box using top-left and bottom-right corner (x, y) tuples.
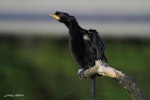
(83, 34), (91, 41)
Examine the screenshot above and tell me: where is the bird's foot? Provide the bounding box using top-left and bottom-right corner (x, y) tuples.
(78, 68), (85, 79)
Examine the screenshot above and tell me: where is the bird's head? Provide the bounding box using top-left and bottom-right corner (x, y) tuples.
(49, 11), (75, 24)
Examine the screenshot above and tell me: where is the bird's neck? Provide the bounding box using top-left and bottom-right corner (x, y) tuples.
(65, 20), (82, 36)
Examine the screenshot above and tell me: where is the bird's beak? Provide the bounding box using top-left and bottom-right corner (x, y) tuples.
(49, 13), (60, 21)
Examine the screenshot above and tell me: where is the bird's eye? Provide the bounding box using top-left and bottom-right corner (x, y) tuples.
(55, 11), (60, 15)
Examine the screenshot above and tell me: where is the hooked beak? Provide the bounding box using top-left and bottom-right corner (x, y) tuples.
(49, 13), (60, 21)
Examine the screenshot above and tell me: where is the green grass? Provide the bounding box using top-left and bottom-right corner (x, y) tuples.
(0, 36), (149, 100)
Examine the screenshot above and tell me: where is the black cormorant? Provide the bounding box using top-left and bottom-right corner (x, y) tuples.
(50, 11), (107, 100)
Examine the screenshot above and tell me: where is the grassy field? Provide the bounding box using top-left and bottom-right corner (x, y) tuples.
(0, 36), (149, 100)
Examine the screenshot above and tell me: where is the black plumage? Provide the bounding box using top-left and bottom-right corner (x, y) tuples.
(50, 11), (107, 100)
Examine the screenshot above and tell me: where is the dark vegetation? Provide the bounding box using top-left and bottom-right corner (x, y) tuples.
(0, 35), (149, 100)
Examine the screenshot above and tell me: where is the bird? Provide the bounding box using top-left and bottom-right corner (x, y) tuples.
(50, 11), (107, 100)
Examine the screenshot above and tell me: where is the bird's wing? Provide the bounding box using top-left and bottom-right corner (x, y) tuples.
(88, 29), (105, 60)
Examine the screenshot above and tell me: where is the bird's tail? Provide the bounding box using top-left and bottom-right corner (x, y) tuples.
(91, 76), (96, 100)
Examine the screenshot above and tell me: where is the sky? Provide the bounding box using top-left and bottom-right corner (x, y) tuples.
(0, 0), (150, 37)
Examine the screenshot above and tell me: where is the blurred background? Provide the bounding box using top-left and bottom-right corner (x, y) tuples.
(0, 0), (150, 100)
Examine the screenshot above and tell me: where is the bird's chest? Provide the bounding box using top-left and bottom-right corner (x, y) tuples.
(69, 36), (96, 69)
(70, 37), (83, 56)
